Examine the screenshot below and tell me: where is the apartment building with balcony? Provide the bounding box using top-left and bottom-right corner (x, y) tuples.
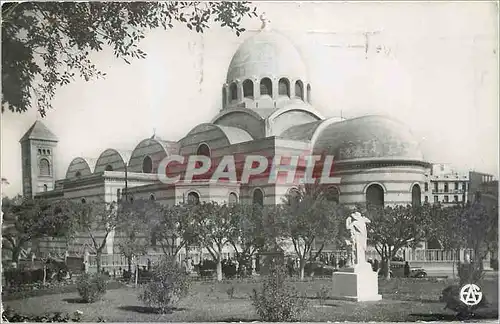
(423, 163), (496, 206)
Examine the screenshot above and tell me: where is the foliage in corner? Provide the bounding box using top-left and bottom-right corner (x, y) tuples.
(2, 306), (84, 322)
(139, 257), (191, 314)
(1, 2), (258, 117)
(251, 261), (308, 322)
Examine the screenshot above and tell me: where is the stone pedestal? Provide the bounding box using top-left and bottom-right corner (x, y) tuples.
(331, 262), (382, 302)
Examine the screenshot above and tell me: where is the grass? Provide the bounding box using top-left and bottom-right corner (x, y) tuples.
(3, 276), (498, 322)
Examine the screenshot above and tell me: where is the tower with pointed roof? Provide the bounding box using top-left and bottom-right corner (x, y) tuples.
(19, 121), (58, 198)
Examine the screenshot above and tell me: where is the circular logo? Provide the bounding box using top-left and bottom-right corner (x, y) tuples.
(459, 284), (483, 306)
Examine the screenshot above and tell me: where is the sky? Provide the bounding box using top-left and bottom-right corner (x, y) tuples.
(1, 1), (499, 197)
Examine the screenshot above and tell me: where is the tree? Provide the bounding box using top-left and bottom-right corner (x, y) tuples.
(433, 196), (498, 284)
(277, 185), (344, 280)
(72, 200), (119, 273)
(2, 2), (258, 117)
(151, 203), (196, 258)
(116, 199), (157, 275)
(1, 195), (73, 264)
(190, 202), (236, 281)
(367, 204), (432, 280)
(226, 203), (266, 274)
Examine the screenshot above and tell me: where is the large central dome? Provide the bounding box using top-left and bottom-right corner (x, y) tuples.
(226, 29), (308, 83)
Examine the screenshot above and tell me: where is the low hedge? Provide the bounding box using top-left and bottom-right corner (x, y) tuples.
(2, 279), (125, 301)
(2, 306), (83, 322)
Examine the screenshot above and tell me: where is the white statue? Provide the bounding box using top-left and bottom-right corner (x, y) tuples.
(259, 12), (271, 31)
(346, 211), (371, 265)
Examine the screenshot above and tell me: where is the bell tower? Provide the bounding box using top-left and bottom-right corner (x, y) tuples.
(19, 121), (58, 198)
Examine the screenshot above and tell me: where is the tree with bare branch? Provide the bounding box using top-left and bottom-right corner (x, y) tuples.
(277, 185), (345, 280)
(150, 203), (197, 258)
(71, 200), (119, 273)
(116, 199), (158, 275)
(367, 204), (432, 280)
(190, 202), (236, 281)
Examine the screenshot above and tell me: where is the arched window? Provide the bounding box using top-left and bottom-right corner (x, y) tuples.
(325, 186), (340, 204)
(39, 158), (50, 176)
(229, 192), (238, 205)
(278, 78), (290, 97)
(260, 78), (272, 97)
(81, 198), (86, 204)
(222, 88), (227, 108)
(366, 184), (384, 209)
(253, 188), (264, 207)
(306, 83), (311, 103)
(230, 82), (238, 101)
(150, 194), (155, 201)
(412, 184), (422, 207)
(187, 192), (200, 205)
(75, 171), (81, 178)
(197, 143), (210, 158)
(142, 156), (153, 173)
(43, 184), (48, 192)
(243, 79), (254, 98)
(295, 80), (304, 99)
(105, 165), (113, 171)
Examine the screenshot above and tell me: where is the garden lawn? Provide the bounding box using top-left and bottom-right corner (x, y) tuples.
(4, 277), (498, 322)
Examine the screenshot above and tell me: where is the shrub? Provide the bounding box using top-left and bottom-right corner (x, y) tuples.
(251, 261), (308, 322)
(139, 257), (191, 314)
(316, 285), (329, 306)
(76, 273), (108, 303)
(226, 285), (235, 299)
(4, 268), (46, 286)
(441, 284), (488, 319)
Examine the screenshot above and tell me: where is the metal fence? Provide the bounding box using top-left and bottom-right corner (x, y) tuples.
(84, 248), (491, 272)
(88, 253), (164, 270)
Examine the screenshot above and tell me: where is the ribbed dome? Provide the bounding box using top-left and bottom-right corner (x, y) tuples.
(226, 29), (308, 83)
(312, 115), (425, 162)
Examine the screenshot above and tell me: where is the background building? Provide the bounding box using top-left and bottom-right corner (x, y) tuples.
(424, 163), (496, 206)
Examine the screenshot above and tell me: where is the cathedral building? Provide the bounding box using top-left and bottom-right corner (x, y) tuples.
(21, 23), (430, 263)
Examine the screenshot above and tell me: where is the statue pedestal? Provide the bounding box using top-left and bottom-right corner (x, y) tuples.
(331, 262), (382, 302)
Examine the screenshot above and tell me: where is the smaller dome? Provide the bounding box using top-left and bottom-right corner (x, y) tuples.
(312, 115), (425, 162)
(226, 29), (308, 83)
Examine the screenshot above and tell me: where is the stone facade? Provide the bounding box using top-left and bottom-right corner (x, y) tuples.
(23, 25), (431, 261)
